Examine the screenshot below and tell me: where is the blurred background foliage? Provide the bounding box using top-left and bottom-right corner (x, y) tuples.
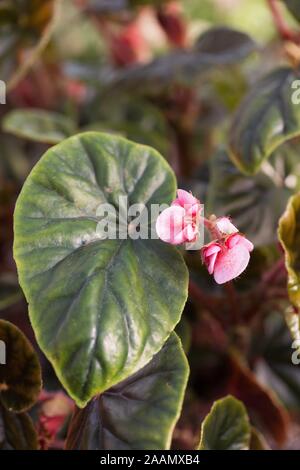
(2, 0), (300, 450)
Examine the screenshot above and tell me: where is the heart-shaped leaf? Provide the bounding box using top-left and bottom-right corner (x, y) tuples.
(3, 109), (77, 144)
(229, 68), (300, 175)
(66, 333), (188, 450)
(14, 131), (188, 407)
(278, 192), (300, 307)
(197, 395), (251, 450)
(207, 150), (290, 246)
(0, 403), (38, 450)
(0, 320), (42, 412)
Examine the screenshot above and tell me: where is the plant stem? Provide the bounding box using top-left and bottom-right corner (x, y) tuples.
(169, 120), (195, 178)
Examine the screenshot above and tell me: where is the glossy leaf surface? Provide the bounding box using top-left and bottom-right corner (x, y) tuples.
(14, 131), (188, 407)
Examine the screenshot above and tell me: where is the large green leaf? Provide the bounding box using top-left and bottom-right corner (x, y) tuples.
(14, 131), (188, 407)
(0, 403), (39, 450)
(282, 0), (300, 22)
(278, 192), (300, 307)
(207, 150), (290, 246)
(229, 68), (300, 175)
(3, 109), (77, 144)
(197, 395), (251, 450)
(66, 333), (188, 450)
(0, 320), (42, 412)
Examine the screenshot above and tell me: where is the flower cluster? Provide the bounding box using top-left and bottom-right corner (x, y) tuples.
(156, 189), (253, 284)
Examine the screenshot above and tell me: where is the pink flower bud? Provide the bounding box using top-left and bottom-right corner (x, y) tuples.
(156, 189), (201, 245)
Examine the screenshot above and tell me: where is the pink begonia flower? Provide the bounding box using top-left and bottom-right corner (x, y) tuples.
(201, 218), (253, 284)
(156, 189), (201, 245)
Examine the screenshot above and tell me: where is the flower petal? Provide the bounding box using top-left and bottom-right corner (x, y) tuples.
(172, 189), (200, 208)
(239, 237), (254, 252)
(213, 244), (250, 284)
(202, 242), (221, 258)
(216, 217), (238, 235)
(201, 243), (221, 275)
(183, 223), (198, 242)
(156, 205), (187, 244)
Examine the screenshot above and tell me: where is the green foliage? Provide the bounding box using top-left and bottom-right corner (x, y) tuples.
(229, 68), (300, 175)
(197, 395), (251, 450)
(0, 274), (23, 311)
(282, 0), (300, 22)
(102, 27), (256, 95)
(279, 192), (300, 307)
(252, 312), (300, 411)
(14, 131), (188, 407)
(66, 333), (189, 450)
(207, 150), (290, 246)
(0, 0), (61, 89)
(0, 403), (38, 450)
(0, 320), (42, 412)
(3, 109), (77, 144)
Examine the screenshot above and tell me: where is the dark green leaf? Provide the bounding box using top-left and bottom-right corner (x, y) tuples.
(175, 317), (191, 354)
(14, 131), (188, 407)
(197, 395), (251, 450)
(66, 333), (189, 450)
(207, 150), (290, 246)
(252, 312), (300, 411)
(0, 403), (39, 450)
(101, 28), (256, 95)
(0, 274), (23, 311)
(229, 68), (300, 175)
(3, 109), (77, 144)
(0, 320), (42, 412)
(195, 27), (257, 63)
(278, 191), (300, 307)
(281, 0), (300, 22)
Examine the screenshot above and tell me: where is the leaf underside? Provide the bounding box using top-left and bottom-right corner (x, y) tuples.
(66, 333), (189, 450)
